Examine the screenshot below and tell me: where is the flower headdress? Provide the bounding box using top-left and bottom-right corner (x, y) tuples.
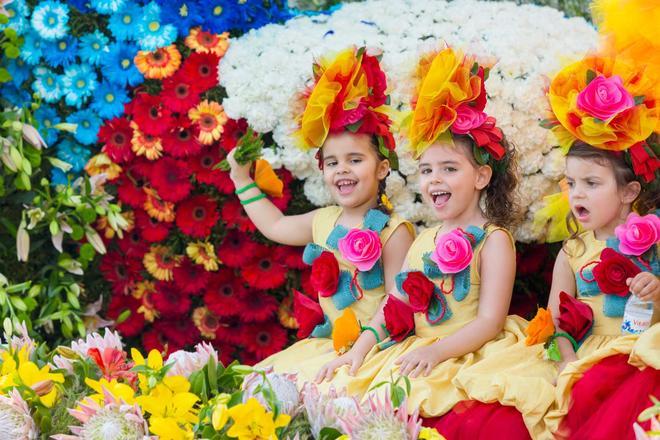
(294, 47), (398, 169)
(402, 47), (507, 170)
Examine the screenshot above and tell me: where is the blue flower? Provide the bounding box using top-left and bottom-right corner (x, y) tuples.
(90, 0), (126, 14)
(42, 36), (78, 67)
(101, 42), (143, 87)
(67, 0), (92, 13)
(136, 2), (177, 51)
(32, 67), (62, 103)
(68, 109), (102, 145)
(233, 0), (291, 32)
(108, 3), (142, 41)
(160, 1), (204, 35)
(5, 58), (30, 87)
(90, 80), (130, 119)
(31, 1), (70, 41)
(20, 31), (45, 65)
(199, 1), (237, 34)
(0, 0), (29, 34)
(61, 64), (97, 108)
(56, 139), (91, 174)
(50, 168), (71, 186)
(0, 83), (32, 107)
(79, 30), (109, 66)
(34, 106), (61, 146)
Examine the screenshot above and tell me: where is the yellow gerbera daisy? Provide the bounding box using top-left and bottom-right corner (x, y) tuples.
(131, 122), (163, 160)
(192, 307), (220, 339)
(185, 28), (229, 57)
(143, 245), (181, 282)
(186, 241), (219, 271)
(132, 280), (159, 322)
(134, 45), (182, 80)
(85, 153), (122, 180)
(143, 187), (176, 222)
(188, 100), (228, 145)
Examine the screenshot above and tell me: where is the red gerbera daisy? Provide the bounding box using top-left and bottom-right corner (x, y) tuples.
(115, 160), (153, 208)
(134, 208), (172, 243)
(270, 168), (293, 212)
(204, 268), (247, 317)
(155, 319), (201, 349)
(219, 118), (248, 152)
(100, 251), (143, 295)
(241, 245), (288, 290)
(274, 245), (306, 270)
(99, 117), (135, 163)
(107, 293), (145, 338)
(161, 116), (202, 158)
(173, 257), (210, 295)
(116, 228), (150, 259)
(213, 317), (244, 345)
(176, 194), (219, 238)
(180, 52), (219, 92)
(161, 71), (202, 113)
(142, 328), (178, 356)
(189, 147), (233, 193)
(217, 230), (259, 268)
(151, 281), (192, 318)
(128, 93), (175, 136)
(212, 341), (237, 367)
(221, 198), (256, 233)
(238, 290), (279, 323)
(149, 157), (192, 203)
(241, 320), (288, 360)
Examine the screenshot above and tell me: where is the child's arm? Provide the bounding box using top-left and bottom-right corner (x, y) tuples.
(315, 224), (414, 382)
(227, 149), (316, 246)
(395, 229), (515, 378)
(547, 249), (579, 373)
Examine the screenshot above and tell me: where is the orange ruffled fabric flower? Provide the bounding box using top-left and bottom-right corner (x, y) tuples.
(332, 308), (361, 354)
(254, 159), (283, 198)
(525, 308), (555, 346)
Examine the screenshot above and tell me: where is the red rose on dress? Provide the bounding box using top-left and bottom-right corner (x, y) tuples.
(557, 291), (594, 342)
(310, 251), (340, 297)
(401, 271), (435, 313)
(593, 248), (641, 296)
(383, 295), (415, 342)
(293, 289), (324, 339)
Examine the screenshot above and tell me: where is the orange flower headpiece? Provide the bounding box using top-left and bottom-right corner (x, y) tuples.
(295, 47), (398, 169)
(403, 47), (506, 168)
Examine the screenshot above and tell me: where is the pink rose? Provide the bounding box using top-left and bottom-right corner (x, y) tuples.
(450, 104), (487, 135)
(338, 228), (382, 272)
(431, 229), (473, 274)
(576, 75), (635, 121)
(615, 212), (660, 256)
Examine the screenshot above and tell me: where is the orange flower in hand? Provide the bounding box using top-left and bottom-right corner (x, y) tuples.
(525, 308), (555, 346)
(332, 308), (361, 354)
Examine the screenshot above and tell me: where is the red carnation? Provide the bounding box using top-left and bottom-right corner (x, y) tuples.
(107, 294), (145, 338)
(401, 271), (435, 313)
(241, 320), (288, 360)
(238, 290), (279, 323)
(173, 257), (210, 294)
(274, 246), (306, 270)
(151, 281), (192, 317)
(161, 72), (202, 113)
(99, 117), (134, 163)
(204, 269), (247, 317)
(383, 295), (415, 342)
(293, 289), (324, 338)
(217, 230), (259, 268)
(100, 251), (142, 295)
(241, 245), (288, 290)
(149, 157), (192, 203)
(134, 209), (172, 243)
(219, 118), (248, 152)
(629, 142), (660, 183)
(128, 93), (175, 136)
(180, 52), (219, 92)
(310, 251), (340, 297)
(593, 248), (641, 296)
(176, 194), (220, 238)
(558, 291), (594, 342)
(154, 319), (200, 350)
(189, 147), (233, 192)
(117, 229), (150, 259)
(221, 198), (256, 233)
(161, 117), (202, 158)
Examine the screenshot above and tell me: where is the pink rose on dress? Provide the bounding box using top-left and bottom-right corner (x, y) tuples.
(615, 212), (660, 256)
(576, 75), (635, 120)
(450, 104), (488, 135)
(431, 229), (473, 274)
(337, 228), (382, 272)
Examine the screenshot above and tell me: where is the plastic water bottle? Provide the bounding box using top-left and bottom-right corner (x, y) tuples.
(621, 294), (654, 335)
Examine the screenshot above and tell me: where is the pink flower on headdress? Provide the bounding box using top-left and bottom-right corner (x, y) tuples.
(576, 75), (635, 121)
(338, 229), (382, 272)
(451, 104), (487, 134)
(615, 212), (660, 256)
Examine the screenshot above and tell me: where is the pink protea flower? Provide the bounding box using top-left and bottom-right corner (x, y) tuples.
(241, 367), (301, 417)
(0, 389), (38, 439)
(166, 342), (219, 378)
(302, 383), (360, 438)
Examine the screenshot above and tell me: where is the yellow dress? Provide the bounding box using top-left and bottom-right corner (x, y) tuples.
(337, 224), (532, 420)
(256, 206), (413, 385)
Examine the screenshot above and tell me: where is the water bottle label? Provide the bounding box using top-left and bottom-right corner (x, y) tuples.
(621, 296), (653, 335)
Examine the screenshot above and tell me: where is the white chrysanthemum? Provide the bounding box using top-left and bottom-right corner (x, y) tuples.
(0, 390), (38, 440)
(242, 368), (301, 416)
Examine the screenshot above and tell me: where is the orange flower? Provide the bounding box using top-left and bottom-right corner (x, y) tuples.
(143, 187), (175, 222)
(133, 280), (159, 322)
(254, 159), (283, 198)
(85, 153), (122, 180)
(188, 100), (228, 145)
(185, 28), (229, 57)
(278, 296), (298, 330)
(134, 45), (182, 80)
(192, 307), (220, 339)
(143, 245), (181, 282)
(130, 122), (163, 160)
(525, 308), (555, 346)
(332, 308), (361, 354)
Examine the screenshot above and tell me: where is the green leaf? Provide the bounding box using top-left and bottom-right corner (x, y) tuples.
(9, 296), (27, 311)
(344, 120), (362, 133)
(79, 207), (97, 224)
(634, 95), (646, 106)
(116, 309), (131, 324)
(70, 224), (84, 241)
(0, 14), (8, 25)
(586, 69), (597, 85)
(66, 289), (80, 309)
(391, 385), (406, 408)
(319, 427), (343, 440)
(22, 297), (37, 311)
(49, 220), (59, 236)
(546, 339), (562, 362)
(4, 44), (19, 59)
(0, 68), (10, 83)
(79, 243), (95, 261)
(207, 356), (218, 395)
(3, 28), (17, 40)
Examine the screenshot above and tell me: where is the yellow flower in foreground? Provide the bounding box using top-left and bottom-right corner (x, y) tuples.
(419, 427), (446, 440)
(227, 397), (291, 440)
(186, 241), (219, 271)
(84, 377), (136, 404)
(132, 347), (166, 393)
(137, 376), (199, 440)
(17, 361), (64, 407)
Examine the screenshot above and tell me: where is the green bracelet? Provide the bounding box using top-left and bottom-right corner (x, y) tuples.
(235, 182), (257, 195)
(552, 332), (579, 351)
(240, 193), (266, 205)
(361, 326), (382, 343)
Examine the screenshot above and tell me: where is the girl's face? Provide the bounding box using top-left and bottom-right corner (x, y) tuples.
(418, 142), (491, 222)
(321, 132), (389, 209)
(565, 156), (638, 235)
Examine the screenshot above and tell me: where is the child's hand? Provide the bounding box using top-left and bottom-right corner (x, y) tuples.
(395, 344), (445, 378)
(315, 349), (366, 383)
(226, 148), (252, 185)
(627, 272), (660, 302)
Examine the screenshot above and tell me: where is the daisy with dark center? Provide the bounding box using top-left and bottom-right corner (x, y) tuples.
(99, 116), (135, 163)
(180, 51), (219, 91)
(143, 245), (181, 281)
(186, 241), (219, 271)
(221, 198), (256, 232)
(274, 245), (306, 270)
(203, 269), (247, 317)
(149, 156), (192, 203)
(189, 147), (233, 193)
(134, 45), (181, 80)
(238, 290), (279, 323)
(142, 328), (171, 355)
(129, 93), (175, 136)
(217, 230), (259, 268)
(161, 72), (201, 113)
(143, 187), (176, 223)
(151, 281), (191, 318)
(175, 194), (220, 238)
(134, 208), (172, 242)
(132, 280), (159, 323)
(115, 160), (151, 207)
(185, 27), (229, 57)
(188, 100), (228, 145)
(241, 321), (288, 360)
(156, 319), (200, 348)
(107, 294), (145, 338)
(130, 122), (163, 160)
(241, 245), (287, 290)
(213, 316), (244, 345)
(100, 251), (142, 295)
(161, 117), (202, 158)
(192, 307), (221, 339)
(173, 257), (210, 294)
(116, 227), (150, 259)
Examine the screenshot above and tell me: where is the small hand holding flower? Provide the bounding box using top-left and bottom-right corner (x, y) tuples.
(627, 272), (660, 303)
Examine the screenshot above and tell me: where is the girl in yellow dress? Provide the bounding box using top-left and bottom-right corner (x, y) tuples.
(227, 47), (414, 385)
